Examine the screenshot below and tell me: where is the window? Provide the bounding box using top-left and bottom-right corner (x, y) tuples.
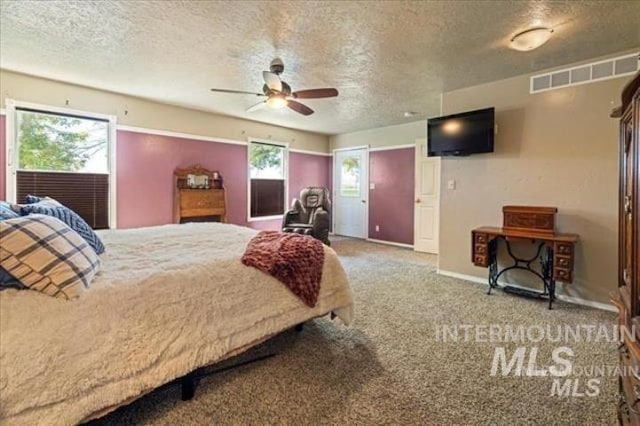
(340, 156), (360, 197)
(248, 141), (287, 219)
(7, 102), (115, 229)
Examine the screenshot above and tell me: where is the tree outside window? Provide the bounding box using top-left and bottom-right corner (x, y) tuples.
(249, 141), (287, 218)
(17, 110), (108, 173)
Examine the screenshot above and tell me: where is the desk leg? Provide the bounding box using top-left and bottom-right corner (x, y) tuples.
(541, 246), (555, 310)
(487, 238), (498, 295)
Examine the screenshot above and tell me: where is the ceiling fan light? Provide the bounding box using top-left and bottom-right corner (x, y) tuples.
(509, 27), (553, 51)
(267, 95), (287, 109)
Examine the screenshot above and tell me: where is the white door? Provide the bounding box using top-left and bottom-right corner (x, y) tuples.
(333, 147), (368, 238)
(414, 139), (440, 253)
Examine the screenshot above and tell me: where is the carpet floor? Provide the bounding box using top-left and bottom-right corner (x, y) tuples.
(94, 237), (617, 425)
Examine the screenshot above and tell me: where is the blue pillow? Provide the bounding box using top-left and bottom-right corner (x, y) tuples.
(0, 201), (20, 220)
(25, 194), (43, 204)
(19, 198), (105, 255)
(0, 267), (25, 290)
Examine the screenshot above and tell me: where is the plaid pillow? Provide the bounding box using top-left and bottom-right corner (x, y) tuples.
(19, 197), (105, 255)
(0, 214), (100, 299)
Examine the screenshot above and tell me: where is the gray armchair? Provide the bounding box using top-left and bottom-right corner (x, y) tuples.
(282, 187), (331, 245)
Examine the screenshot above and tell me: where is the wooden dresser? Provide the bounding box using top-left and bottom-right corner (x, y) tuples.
(173, 165), (227, 224)
(612, 72), (640, 425)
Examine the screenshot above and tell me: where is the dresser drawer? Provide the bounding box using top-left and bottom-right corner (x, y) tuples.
(619, 342), (640, 426)
(179, 189), (226, 221)
(180, 190), (224, 210)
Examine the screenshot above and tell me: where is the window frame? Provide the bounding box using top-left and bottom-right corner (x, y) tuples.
(247, 138), (289, 222)
(4, 99), (118, 228)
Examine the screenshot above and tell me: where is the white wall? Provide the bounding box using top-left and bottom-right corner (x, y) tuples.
(437, 64), (627, 305)
(329, 120), (427, 150)
(0, 70), (330, 153)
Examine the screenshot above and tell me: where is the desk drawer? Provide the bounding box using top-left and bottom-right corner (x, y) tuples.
(474, 254), (488, 267)
(553, 267), (572, 283)
(474, 244), (487, 255)
(555, 242), (573, 255)
(555, 255), (572, 269)
(474, 233), (488, 244)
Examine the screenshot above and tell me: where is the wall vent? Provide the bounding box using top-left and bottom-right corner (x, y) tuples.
(530, 53), (639, 94)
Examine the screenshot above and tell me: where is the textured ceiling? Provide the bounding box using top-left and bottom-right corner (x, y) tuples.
(1, 1), (639, 135)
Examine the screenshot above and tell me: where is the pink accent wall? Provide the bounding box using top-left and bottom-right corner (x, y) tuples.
(1, 118), (414, 246)
(0, 125), (331, 229)
(116, 130), (331, 230)
(0, 115), (5, 200)
(250, 152), (332, 230)
(368, 147), (415, 245)
(289, 152), (332, 206)
(116, 131), (250, 228)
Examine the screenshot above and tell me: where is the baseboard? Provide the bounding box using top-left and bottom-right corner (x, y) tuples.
(366, 238), (414, 249)
(437, 269), (616, 312)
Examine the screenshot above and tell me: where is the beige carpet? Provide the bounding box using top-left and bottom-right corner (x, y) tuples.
(93, 237), (617, 425)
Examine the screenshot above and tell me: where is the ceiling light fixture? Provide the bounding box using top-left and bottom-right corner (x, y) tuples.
(509, 27), (554, 51)
(266, 95), (288, 109)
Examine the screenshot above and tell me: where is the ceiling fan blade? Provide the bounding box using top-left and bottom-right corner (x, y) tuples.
(287, 100), (314, 116)
(292, 88), (339, 99)
(246, 101), (267, 113)
(262, 71), (282, 92)
(210, 88), (265, 96)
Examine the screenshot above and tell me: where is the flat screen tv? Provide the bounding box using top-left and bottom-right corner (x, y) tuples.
(427, 107), (495, 157)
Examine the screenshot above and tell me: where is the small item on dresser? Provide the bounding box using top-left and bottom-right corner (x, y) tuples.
(241, 231), (324, 307)
(187, 174), (209, 189)
(212, 172), (223, 189)
(502, 205), (557, 235)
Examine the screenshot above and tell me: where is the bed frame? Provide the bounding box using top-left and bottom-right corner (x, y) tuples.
(82, 321), (310, 422)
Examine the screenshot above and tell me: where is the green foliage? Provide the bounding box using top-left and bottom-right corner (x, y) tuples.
(18, 112), (106, 172)
(250, 143), (282, 171)
(342, 157), (359, 173)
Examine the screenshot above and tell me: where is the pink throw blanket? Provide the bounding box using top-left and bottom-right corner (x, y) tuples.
(241, 231), (325, 307)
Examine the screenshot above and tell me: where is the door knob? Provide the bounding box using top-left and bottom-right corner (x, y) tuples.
(416, 198), (421, 203)
(361, 200), (366, 203)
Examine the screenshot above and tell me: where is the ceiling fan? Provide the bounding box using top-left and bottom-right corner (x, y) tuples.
(210, 58), (338, 116)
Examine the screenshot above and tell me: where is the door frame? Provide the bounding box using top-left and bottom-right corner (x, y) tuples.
(414, 138), (441, 254)
(332, 145), (369, 238)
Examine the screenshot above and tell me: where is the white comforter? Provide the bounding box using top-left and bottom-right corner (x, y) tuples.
(0, 223), (353, 425)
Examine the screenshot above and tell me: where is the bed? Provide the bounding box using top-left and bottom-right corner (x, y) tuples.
(0, 222), (354, 425)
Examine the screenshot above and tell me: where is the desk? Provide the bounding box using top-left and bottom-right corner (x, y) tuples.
(174, 165), (227, 224)
(472, 226), (579, 309)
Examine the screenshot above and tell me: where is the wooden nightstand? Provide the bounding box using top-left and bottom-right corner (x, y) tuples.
(174, 165), (227, 224)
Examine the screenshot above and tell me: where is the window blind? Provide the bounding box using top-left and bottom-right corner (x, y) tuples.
(250, 179), (285, 218)
(16, 170), (109, 229)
